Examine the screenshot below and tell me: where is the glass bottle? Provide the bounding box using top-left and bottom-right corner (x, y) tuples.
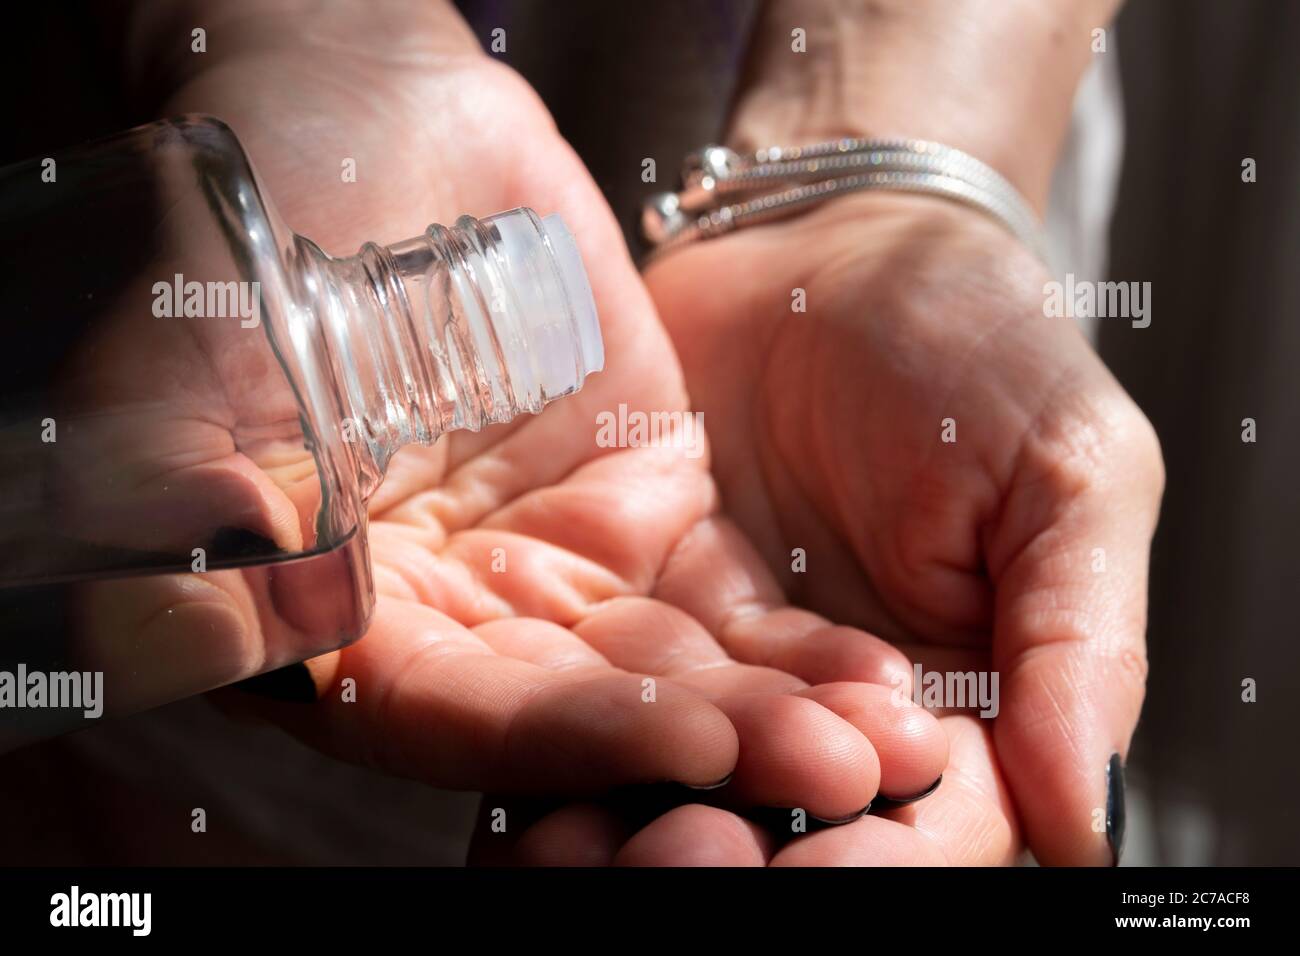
(0, 115), (603, 749)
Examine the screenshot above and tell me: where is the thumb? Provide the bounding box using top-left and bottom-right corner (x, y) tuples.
(990, 415), (1163, 865)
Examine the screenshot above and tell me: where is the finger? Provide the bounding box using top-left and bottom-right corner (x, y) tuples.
(78, 569), (262, 718)
(572, 596), (805, 696)
(772, 715), (1019, 866)
(615, 805), (774, 867)
(573, 597), (879, 819)
(472, 617), (611, 673)
(469, 800), (630, 867)
(793, 683), (948, 800)
(989, 420), (1162, 865)
(514, 803), (631, 866)
(475, 604), (801, 696)
(78, 537), (365, 724)
(52, 311), (309, 558)
(878, 716), (1020, 865)
(227, 597), (739, 792)
(709, 694), (879, 821)
(654, 516), (913, 690)
(769, 815), (947, 866)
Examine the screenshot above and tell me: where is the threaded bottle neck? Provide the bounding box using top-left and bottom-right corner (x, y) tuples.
(303, 208), (603, 499)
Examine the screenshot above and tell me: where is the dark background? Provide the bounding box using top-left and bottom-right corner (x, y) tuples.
(2, 0), (1297, 865)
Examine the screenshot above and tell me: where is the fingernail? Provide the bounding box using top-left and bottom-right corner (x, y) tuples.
(234, 662), (317, 702)
(744, 802), (872, 834)
(870, 775), (943, 813)
(681, 772), (734, 791)
(1106, 753), (1126, 866)
(810, 802), (873, 827)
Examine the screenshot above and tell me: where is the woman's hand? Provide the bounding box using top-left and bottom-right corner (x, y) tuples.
(622, 0), (1161, 866)
(134, 0), (946, 815)
(470, 711), (1020, 865)
(645, 189), (1162, 865)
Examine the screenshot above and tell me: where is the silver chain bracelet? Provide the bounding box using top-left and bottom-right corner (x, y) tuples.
(641, 138), (1046, 261)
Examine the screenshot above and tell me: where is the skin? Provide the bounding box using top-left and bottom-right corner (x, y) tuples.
(637, 192), (1160, 865)
(470, 711), (1019, 866)
(639, 0), (1164, 865)
(119, 0), (1163, 866)
(118, 0), (950, 829)
(474, 0), (1165, 865)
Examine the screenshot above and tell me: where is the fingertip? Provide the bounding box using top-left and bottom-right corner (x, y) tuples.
(615, 805), (772, 866)
(775, 625), (916, 690)
(795, 682), (948, 799)
(994, 654), (1121, 866)
(882, 702), (950, 797)
(512, 803), (628, 866)
(711, 694), (879, 820)
(519, 674), (740, 790)
(770, 816), (948, 867)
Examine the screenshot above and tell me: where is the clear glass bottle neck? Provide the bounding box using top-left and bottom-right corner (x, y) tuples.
(298, 209), (602, 499)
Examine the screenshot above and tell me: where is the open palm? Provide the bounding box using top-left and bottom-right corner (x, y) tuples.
(645, 191), (1164, 864)
(147, 1), (951, 825)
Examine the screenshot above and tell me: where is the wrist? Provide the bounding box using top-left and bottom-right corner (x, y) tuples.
(727, 0), (1121, 212)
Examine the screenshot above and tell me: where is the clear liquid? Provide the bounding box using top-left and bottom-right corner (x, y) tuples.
(0, 529), (369, 750)
(0, 119), (369, 750)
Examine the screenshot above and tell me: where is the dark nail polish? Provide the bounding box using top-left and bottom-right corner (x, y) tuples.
(1107, 753), (1126, 866)
(682, 772), (734, 791)
(810, 802), (873, 827)
(744, 802), (872, 834)
(234, 662), (317, 702)
(604, 774), (732, 827)
(871, 775), (943, 813)
(601, 781), (704, 831)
